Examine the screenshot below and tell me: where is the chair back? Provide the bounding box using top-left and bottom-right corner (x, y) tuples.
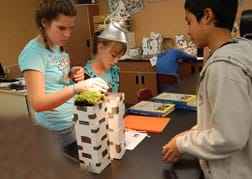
(157, 73), (178, 93)
(136, 88), (153, 101)
(240, 9), (252, 39)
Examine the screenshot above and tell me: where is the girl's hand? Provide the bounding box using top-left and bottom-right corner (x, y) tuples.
(70, 66), (84, 82)
(76, 77), (109, 93)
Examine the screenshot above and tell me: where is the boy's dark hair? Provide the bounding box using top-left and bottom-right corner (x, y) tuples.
(36, 0), (77, 51)
(184, 0), (238, 31)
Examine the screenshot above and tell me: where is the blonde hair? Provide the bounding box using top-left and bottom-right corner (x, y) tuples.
(161, 37), (176, 51)
(92, 31), (127, 56)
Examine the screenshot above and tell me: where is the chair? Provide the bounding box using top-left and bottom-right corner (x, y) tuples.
(136, 88), (153, 101)
(240, 9), (252, 39)
(178, 61), (193, 79)
(156, 73), (179, 93)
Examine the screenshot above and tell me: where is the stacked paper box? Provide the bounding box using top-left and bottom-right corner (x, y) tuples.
(184, 99), (197, 111)
(74, 102), (111, 174)
(105, 93), (126, 159)
(108, 127), (126, 159)
(74, 92), (127, 174)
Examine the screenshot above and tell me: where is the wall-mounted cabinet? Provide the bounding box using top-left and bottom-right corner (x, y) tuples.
(65, 4), (99, 66)
(118, 61), (157, 105)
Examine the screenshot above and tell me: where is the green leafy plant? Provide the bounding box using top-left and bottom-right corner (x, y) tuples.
(74, 90), (105, 106)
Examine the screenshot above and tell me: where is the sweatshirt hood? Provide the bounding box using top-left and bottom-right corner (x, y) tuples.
(201, 37), (252, 79)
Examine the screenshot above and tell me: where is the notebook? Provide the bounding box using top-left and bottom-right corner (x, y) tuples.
(127, 101), (175, 117)
(124, 115), (170, 133)
(184, 99), (197, 111)
(151, 92), (196, 109)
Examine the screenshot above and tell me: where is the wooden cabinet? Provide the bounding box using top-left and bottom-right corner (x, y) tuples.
(65, 4), (99, 66)
(118, 61), (157, 105)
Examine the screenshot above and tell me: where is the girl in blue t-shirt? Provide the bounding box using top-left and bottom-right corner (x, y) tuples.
(18, 0), (108, 161)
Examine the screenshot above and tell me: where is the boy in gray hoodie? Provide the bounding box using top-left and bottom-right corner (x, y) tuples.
(162, 0), (252, 178)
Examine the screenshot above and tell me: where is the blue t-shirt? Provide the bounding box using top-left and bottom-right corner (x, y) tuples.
(84, 60), (119, 92)
(156, 48), (196, 77)
(19, 39), (74, 131)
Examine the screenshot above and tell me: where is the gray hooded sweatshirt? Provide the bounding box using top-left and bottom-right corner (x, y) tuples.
(176, 38), (252, 179)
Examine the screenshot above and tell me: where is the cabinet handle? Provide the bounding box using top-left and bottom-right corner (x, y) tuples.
(136, 75), (139, 84)
(141, 75), (145, 85)
(86, 40), (90, 47)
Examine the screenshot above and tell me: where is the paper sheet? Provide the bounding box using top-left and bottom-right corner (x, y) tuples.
(149, 56), (157, 66)
(125, 130), (148, 150)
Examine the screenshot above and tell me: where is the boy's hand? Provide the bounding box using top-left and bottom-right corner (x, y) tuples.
(162, 136), (181, 163)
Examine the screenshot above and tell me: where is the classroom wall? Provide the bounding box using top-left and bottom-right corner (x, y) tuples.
(0, 0), (39, 66)
(97, 0), (252, 47)
(1, 0), (252, 66)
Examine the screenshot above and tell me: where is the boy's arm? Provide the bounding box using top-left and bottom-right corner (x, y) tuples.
(176, 62), (252, 160)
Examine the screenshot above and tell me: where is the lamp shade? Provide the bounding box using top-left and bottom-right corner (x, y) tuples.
(98, 20), (128, 43)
